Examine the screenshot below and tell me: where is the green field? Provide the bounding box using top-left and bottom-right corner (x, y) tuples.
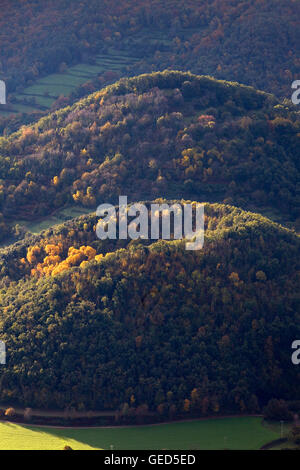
(1, 50), (139, 116)
(15, 205), (92, 235)
(0, 205), (93, 249)
(0, 417), (279, 450)
(0, 29), (194, 118)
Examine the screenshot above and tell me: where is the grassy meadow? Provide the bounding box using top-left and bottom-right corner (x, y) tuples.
(0, 417), (279, 450)
(0, 51), (139, 117)
(15, 205), (92, 235)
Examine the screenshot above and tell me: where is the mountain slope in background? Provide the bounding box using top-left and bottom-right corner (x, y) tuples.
(0, 0), (299, 98)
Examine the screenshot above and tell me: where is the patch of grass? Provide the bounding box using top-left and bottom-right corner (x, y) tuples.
(0, 422), (98, 450)
(15, 205), (92, 234)
(8, 52), (138, 113)
(263, 420), (292, 437)
(0, 417), (279, 450)
(0, 105), (41, 116)
(6, 51), (139, 115)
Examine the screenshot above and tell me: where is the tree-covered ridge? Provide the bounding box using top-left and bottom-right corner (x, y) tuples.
(0, 203), (299, 412)
(0, 71), (299, 243)
(0, 0), (299, 98)
(0, 200), (291, 283)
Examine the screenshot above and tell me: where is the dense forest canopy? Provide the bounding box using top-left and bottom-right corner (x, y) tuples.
(0, 202), (299, 412)
(0, 71), (299, 243)
(0, 0), (299, 98)
(0, 2), (299, 423)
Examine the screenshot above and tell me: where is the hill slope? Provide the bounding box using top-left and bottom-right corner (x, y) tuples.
(0, 71), (299, 243)
(1, 0), (299, 98)
(0, 203), (299, 413)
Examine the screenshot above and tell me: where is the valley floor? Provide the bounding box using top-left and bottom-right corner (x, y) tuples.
(0, 417), (279, 450)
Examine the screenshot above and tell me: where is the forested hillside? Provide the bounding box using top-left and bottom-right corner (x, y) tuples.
(0, 203), (299, 413)
(1, 0), (299, 98)
(0, 71), (299, 244)
(0, 1), (299, 424)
